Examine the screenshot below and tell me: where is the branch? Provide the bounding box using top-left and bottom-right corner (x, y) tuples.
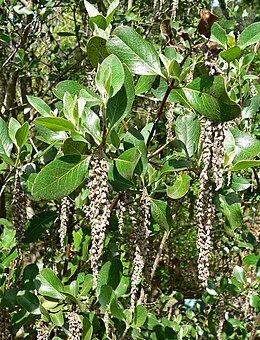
(249, 311), (260, 340)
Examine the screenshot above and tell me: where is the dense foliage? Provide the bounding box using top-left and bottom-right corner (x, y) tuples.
(0, 0), (259, 339)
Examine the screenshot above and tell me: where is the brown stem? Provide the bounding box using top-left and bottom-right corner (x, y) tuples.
(63, 209), (75, 275)
(122, 119), (128, 131)
(148, 139), (175, 160)
(151, 230), (170, 280)
(249, 311), (260, 340)
(146, 48), (192, 148)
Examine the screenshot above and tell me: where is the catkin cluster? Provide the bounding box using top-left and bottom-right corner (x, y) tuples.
(197, 120), (227, 287)
(0, 307), (10, 340)
(130, 188), (151, 310)
(59, 196), (70, 249)
(12, 171), (27, 258)
(35, 320), (49, 340)
(86, 155), (110, 289)
(68, 311), (82, 340)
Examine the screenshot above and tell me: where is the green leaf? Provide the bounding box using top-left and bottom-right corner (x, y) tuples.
(0, 116), (13, 157)
(89, 15), (107, 31)
(63, 92), (77, 125)
(98, 54), (125, 98)
(97, 259), (122, 296)
(135, 75), (156, 95)
(83, 108), (102, 144)
(231, 174), (251, 191)
(229, 160), (260, 171)
(22, 264), (39, 290)
(32, 155), (90, 200)
(62, 138), (87, 155)
(53, 80), (87, 100)
(106, 0), (119, 24)
(84, 0), (100, 17)
(238, 22), (260, 49)
(36, 268), (65, 300)
(1, 226), (15, 249)
(133, 305), (147, 328)
(27, 96), (53, 117)
(35, 117), (75, 131)
(98, 285), (114, 308)
(16, 291), (40, 315)
(79, 88), (102, 107)
(107, 26), (163, 76)
(219, 193), (243, 229)
(243, 254), (260, 267)
(175, 112), (200, 157)
(150, 199), (172, 230)
(224, 128), (260, 163)
(158, 160), (192, 179)
(8, 117), (21, 145)
(115, 276), (129, 298)
(211, 23), (227, 47)
(242, 96), (260, 119)
(110, 299), (125, 321)
(115, 147), (141, 180)
(15, 122), (29, 148)
(220, 46), (241, 62)
(176, 76), (241, 122)
(166, 174), (191, 199)
(107, 64), (135, 130)
(124, 127), (148, 175)
(87, 36), (109, 68)
(82, 317), (93, 340)
(233, 266), (245, 284)
(50, 310), (64, 327)
(24, 211), (58, 242)
(249, 295), (260, 310)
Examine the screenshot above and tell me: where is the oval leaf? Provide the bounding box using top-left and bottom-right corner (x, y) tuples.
(175, 112), (200, 157)
(27, 96), (53, 117)
(150, 199), (172, 230)
(178, 76), (241, 122)
(233, 265), (245, 284)
(87, 36), (109, 68)
(36, 268), (65, 300)
(107, 65), (135, 130)
(220, 46), (241, 62)
(115, 147), (141, 180)
(133, 305), (147, 328)
(167, 174), (191, 199)
(238, 22), (260, 49)
(0, 117), (13, 157)
(107, 26), (163, 76)
(32, 155), (90, 200)
(35, 117), (75, 131)
(16, 291), (40, 315)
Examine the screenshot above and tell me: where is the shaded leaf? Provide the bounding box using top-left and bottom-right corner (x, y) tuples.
(16, 291), (40, 315)
(110, 299), (125, 321)
(15, 122), (29, 148)
(87, 36), (109, 68)
(133, 305), (147, 328)
(107, 65), (135, 130)
(24, 211), (58, 242)
(150, 199), (172, 230)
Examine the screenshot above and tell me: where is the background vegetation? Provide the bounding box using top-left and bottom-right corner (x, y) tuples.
(0, 0), (259, 339)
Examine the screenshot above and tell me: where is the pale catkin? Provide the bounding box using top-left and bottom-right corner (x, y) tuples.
(196, 120), (214, 287)
(59, 196), (70, 248)
(68, 311), (82, 340)
(130, 188), (151, 310)
(35, 320), (49, 340)
(86, 155), (111, 289)
(12, 171), (27, 259)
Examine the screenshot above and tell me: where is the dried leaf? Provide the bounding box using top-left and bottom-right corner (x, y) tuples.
(198, 10), (218, 39)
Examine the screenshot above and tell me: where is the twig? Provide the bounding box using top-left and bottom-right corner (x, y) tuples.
(148, 140), (175, 159)
(249, 311), (260, 340)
